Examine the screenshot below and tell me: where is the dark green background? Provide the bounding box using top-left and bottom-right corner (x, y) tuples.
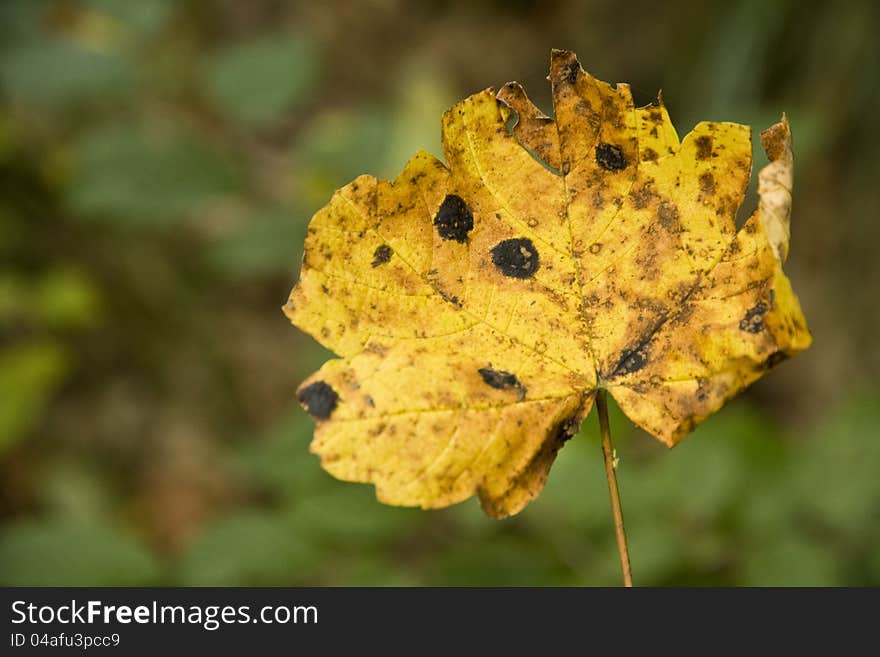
(1, 0), (877, 586)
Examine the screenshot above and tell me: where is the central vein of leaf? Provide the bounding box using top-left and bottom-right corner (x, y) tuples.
(560, 171), (599, 382)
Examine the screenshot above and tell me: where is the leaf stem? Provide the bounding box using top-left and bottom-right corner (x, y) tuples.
(597, 389), (633, 587)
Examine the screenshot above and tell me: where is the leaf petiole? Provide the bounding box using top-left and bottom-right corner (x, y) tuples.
(597, 389), (633, 587)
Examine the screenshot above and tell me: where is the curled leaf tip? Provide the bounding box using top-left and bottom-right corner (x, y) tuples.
(758, 116), (794, 263)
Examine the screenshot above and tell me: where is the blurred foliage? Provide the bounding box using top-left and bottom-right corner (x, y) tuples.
(0, 0), (877, 586)
(205, 34), (319, 127)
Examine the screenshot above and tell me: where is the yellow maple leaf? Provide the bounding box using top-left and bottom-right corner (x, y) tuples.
(284, 50), (811, 518)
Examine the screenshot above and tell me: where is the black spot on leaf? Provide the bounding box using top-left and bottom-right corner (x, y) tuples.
(478, 367), (524, 393)
(433, 194), (474, 242)
(614, 347), (649, 376)
(555, 415), (580, 443)
(477, 367), (521, 390)
(595, 143), (627, 171)
(491, 238), (539, 278)
(297, 381), (339, 420)
(371, 244), (393, 267)
(739, 301), (768, 333)
(762, 351), (789, 370)
(564, 61), (579, 84)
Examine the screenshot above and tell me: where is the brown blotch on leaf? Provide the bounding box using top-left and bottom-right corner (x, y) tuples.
(739, 301), (769, 333)
(699, 172), (716, 195)
(371, 244), (393, 267)
(491, 238), (540, 278)
(657, 200), (680, 231)
(437, 289), (462, 307)
(297, 381), (339, 420)
(761, 121), (788, 161)
(363, 342), (388, 356)
(589, 243), (602, 254)
(641, 148), (659, 162)
(434, 194), (474, 242)
(595, 143), (627, 171)
(695, 135), (714, 160)
(629, 184), (657, 210)
(696, 377), (710, 401)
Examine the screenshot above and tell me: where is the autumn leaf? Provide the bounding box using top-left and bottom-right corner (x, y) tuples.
(284, 49), (811, 518)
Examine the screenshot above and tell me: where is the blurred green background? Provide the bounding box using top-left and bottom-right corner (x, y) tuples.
(1, 0), (878, 586)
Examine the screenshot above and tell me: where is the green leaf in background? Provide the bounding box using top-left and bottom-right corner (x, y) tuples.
(426, 534), (572, 586)
(741, 536), (839, 586)
(293, 68), (452, 206)
(518, 399), (787, 585)
(67, 124), (241, 225)
(623, 523), (688, 586)
(0, 40), (131, 108)
(0, 269), (101, 329)
(205, 35), (319, 127)
(230, 408), (324, 501)
(0, 518), (160, 585)
(295, 109), (392, 202)
(620, 410), (756, 525)
(382, 61), (453, 173)
(0, 341), (69, 455)
(0, 274), (28, 323)
(793, 392), (880, 534)
(289, 486), (421, 549)
(33, 268), (102, 327)
(206, 207), (307, 278)
(82, 0), (174, 37)
(178, 511), (313, 585)
(0, 1), (44, 42)
(37, 458), (117, 522)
